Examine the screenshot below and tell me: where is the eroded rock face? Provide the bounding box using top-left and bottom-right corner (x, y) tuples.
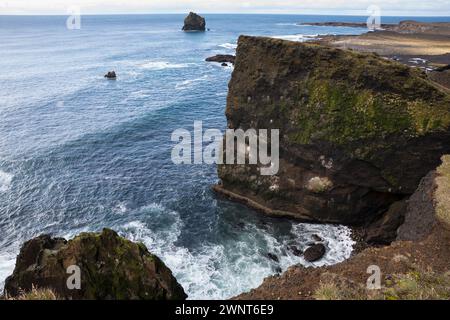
(4, 229), (187, 300)
(398, 155), (450, 241)
(182, 12), (206, 31)
(216, 35), (450, 225)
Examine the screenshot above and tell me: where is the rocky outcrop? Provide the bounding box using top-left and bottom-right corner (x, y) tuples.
(216, 35), (450, 227)
(182, 12), (206, 31)
(104, 71), (116, 79)
(4, 229), (187, 300)
(206, 54), (236, 64)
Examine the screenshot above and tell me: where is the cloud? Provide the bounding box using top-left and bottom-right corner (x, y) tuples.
(0, 0), (449, 15)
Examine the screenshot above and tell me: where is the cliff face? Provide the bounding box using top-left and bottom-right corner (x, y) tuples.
(217, 36), (450, 225)
(236, 156), (450, 300)
(4, 229), (187, 300)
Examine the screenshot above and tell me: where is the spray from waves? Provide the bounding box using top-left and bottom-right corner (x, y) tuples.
(118, 203), (355, 300)
(0, 170), (13, 192)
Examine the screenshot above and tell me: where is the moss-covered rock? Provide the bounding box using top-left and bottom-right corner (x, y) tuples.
(4, 229), (187, 300)
(217, 35), (450, 225)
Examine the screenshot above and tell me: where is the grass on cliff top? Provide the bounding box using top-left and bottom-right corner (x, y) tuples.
(314, 268), (450, 300)
(436, 155), (450, 228)
(5, 286), (60, 300)
(244, 37), (450, 146)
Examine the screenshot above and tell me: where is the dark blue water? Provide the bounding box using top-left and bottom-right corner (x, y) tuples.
(1, 14), (449, 299)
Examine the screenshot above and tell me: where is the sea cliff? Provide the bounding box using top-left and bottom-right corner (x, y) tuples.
(215, 36), (450, 239)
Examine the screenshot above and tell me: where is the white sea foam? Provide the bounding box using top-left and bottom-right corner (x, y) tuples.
(270, 34), (320, 42)
(0, 170), (13, 192)
(139, 61), (191, 70)
(275, 23), (300, 26)
(119, 203), (355, 300)
(175, 75), (209, 90)
(0, 252), (16, 293)
(218, 43), (237, 50)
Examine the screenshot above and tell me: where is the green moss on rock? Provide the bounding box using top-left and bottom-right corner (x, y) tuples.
(4, 229), (187, 300)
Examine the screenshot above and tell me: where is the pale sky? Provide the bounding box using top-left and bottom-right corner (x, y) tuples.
(0, 0), (449, 16)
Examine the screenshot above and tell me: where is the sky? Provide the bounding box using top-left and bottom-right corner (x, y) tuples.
(0, 0), (449, 16)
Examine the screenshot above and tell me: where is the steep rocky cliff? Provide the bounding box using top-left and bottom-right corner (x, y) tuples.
(4, 229), (187, 300)
(216, 35), (450, 228)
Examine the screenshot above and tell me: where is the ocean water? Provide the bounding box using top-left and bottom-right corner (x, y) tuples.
(1, 14), (449, 299)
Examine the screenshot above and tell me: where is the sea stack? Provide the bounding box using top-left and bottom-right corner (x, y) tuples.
(182, 12), (206, 31)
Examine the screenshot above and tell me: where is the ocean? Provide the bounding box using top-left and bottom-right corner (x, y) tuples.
(1, 14), (449, 299)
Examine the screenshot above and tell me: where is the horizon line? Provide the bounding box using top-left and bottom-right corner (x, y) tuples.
(1, 12), (450, 17)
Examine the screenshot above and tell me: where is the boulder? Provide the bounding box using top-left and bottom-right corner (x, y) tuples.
(216, 35), (450, 225)
(206, 54), (236, 64)
(4, 229), (187, 300)
(104, 71), (116, 79)
(304, 244), (326, 262)
(182, 12), (206, 31)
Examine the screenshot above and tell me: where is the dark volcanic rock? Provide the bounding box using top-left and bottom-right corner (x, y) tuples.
(289, 246), (303, 256)
(182, 12), (206, 31)
(397, 172), (438, 241)
(364, 199), (407, 244)
(216, 35), (450, 225)
(267, 253), (279, 263)
(4, 229), (187, 300)
(206, 54), (236, 64)
(304, 244), (326, 262)
(104, 71), (116, 79)
(312, 234), (323, 242)
(221, 63), (228, 67)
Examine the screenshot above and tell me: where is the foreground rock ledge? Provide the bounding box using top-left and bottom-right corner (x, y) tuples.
(4, 228), (187, 300)
(217, 35), (450, 227)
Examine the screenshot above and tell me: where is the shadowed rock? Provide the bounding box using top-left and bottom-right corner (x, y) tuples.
(206, 54), (236, 64)
(104, 71), (116, 79)
(304, 244), (326, 262)
(4, 229), (187, 300)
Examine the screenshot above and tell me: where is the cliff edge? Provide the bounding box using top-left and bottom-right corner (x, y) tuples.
(215, 36), (450, 232)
